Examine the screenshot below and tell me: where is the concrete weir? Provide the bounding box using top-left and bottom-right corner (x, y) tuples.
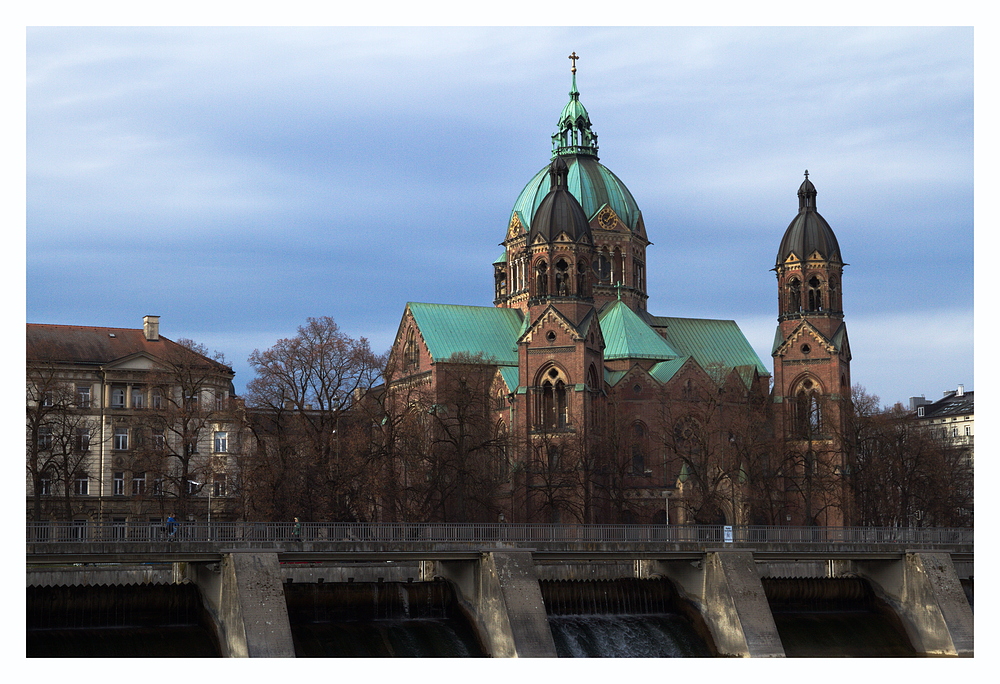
(424, 550), (558, 657)
(856, 552), (974, 657)
(183, 552), (295, 657)
(640, 551), (785, 657)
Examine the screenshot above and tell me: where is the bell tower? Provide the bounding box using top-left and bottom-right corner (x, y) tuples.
(771, 172), (851, 525)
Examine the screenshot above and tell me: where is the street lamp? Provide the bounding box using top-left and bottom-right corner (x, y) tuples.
(189, 480), (211, 541)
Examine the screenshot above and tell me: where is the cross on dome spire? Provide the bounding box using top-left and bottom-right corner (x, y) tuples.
(552, 52), (599, 159)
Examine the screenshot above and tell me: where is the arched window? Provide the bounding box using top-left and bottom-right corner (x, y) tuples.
(787, 277), (802, 313)
(794, 378), (823, 437)
(577, 261), (589, 296)
(538, 366), (569, 429)
(596, 251), (611, 283)
(631, 422), (648, 475)
(535, 260), (548, 296)
(404, 329), (419, 369)
(555, 258), (570, 296)
(807, 276), (824, 311)
(495, 420), (510, 481)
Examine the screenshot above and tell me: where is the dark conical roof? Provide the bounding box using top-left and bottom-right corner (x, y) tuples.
(776, 171), (843, 266)
(529, 157), (591, 243)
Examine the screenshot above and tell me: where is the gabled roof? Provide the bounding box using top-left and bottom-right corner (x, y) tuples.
(598, 300), (679, 361)
(498, 366), (520, 393)
(651, 316), (769, 377)
(25, 323), (232, 375)
(406, 303), (524, 366)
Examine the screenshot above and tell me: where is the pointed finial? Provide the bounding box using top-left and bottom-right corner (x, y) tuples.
(804, 169), (809, 179)
(615, 281), (622, 300)
(569, 52), (579, 74)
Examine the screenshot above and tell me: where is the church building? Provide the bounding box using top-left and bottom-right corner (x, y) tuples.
(383, 58), (850, 526)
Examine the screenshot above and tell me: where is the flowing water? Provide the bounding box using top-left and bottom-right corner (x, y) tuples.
(762, 577), (916, 657)
(27, 583), (221, 657)
(541, 578), (712, 657)
(284, 580), (486, 657)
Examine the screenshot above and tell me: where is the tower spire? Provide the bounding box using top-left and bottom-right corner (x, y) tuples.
(552, 52), (598, 159)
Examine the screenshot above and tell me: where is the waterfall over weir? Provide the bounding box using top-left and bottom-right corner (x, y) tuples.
(27, 583), (221, 657)
(540, 578), (713, 657)
(762, 577), (916, 657)
(284, 580), (486, 657)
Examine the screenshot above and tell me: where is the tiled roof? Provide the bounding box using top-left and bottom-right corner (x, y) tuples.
(26, 323), (231, 374)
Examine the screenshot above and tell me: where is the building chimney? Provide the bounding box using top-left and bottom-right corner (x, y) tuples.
(956, 384), (965, 397)
(143, 315), (160, 341)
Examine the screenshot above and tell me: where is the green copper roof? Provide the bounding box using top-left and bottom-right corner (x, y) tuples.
(407, 303), (524, 366)
(599, 300), (679, 361)
(498, 366), (520, 392)
(652, 316), (769, 380)
(551, 72), (599, 158)
(649, 357), (690, 384)
(512, 155), (642, 232)
(493, 250), (508, 264)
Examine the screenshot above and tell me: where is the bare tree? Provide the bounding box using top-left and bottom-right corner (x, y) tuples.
(131, 338), (236, 519)
(240, 317), (383, 521)
(26, 364), (99, 521)
(844, 386), (973, 527)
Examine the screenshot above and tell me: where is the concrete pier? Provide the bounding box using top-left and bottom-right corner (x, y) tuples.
(858, 552), (974, 657)
(428, 550), (557, 657)
(187, 552), (296, 657)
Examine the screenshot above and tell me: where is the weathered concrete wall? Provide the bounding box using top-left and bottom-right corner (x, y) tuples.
(857, 553), (974, 657)
(430, 551), (557, 658)
(189, 553), (296, 658)
(533, 560), (636, 581)
(27, 564), (175, 587)
(279, 562), (420, 584)
(645, 552), (784, 657)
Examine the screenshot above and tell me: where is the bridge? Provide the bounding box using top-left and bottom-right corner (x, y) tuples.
(26, 521), (974, 563)
(27, 522), (974, 658)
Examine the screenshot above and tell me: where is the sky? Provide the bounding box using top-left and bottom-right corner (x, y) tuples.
(24, 25), (975, 408)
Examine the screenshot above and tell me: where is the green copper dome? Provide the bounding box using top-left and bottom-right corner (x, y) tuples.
(512, 71), (642, 234)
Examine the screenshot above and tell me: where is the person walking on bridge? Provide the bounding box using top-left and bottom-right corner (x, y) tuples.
(166, 514), (177, 541)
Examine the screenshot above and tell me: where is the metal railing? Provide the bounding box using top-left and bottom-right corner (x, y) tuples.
(25, 521), (974, 548)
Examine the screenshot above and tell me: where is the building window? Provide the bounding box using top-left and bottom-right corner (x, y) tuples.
(213, 473), (227, 497)
(132, 472), (146, 496)
(151, 388), (164, 410)
(152, 479), (164, 497)
(214, 431), (228, 453)
(152, 429), (165, 450)
(37, 426), (53, 450)
(131, 387), (145, 409)
(113, 427), (129, 450)
(74, 474), (89, 496)
(631, 423), (647, 475)
(75, 428), (90, 451)
(76, 385), (91, 408)
(965, 425), (972, 436)
(917, 406), (925, 417)
(41, 391), (54, 407)
(113, 472), (125, 496)
(951, 427), (958, 438)
(215, 392), (227, 411)
(39, 473), (52, 496)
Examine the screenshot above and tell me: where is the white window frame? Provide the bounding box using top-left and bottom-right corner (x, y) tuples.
(113, 471), (125, 496)
(74, 475), (89, 496)
(113, 427), (128, 451)
(214, 431), (228, 453)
